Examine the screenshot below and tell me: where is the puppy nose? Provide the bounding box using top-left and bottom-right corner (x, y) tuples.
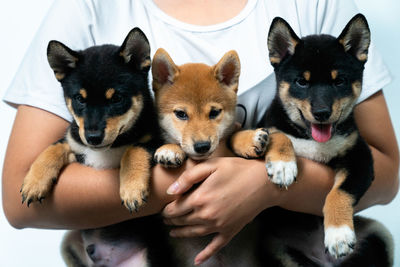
(312, 107), (331, 122)
(86, 244), (97, 261)
(194, 141), (211, 154)
(85, 130), (104, 145)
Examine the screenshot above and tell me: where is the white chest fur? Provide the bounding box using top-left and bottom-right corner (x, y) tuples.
(66, 131), (128, 169)
(287, 132), (357, 163)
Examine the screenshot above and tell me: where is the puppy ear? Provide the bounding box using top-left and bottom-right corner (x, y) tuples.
(152, 48), (179, 92)
(267, 17), (300, 66)
(47, 41), (79, 81)
(119, 27), (151, 71)
(214, 50), (240, 93)
(337, 14), (371, 62)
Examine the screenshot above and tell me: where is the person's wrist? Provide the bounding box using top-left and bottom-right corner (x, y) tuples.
(246, 159), (283, 212)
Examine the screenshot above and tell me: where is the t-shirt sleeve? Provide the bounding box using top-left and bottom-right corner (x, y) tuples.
(314, 0), (391, 103)
(3, 0), (95, 122)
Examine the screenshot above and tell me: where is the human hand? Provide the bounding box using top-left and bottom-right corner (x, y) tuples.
(162, 157), (279, 265)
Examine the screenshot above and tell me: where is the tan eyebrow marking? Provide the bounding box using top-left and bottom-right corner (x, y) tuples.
(105, 88), (115, 99)
(303, 71), (311, 81)
(79, 89), (87, 99)
(331, 70), (338, 80)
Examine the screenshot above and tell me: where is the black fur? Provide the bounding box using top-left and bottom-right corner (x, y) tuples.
(48, 29), (161, 154)
(259, 208), (393, 267)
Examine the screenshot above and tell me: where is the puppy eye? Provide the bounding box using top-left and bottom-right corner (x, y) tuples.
(174, 110), (188, 120)
(295, 78), (309, 88)
(110, 94), (123, 104)
(74, 94), (86, 104)
(209, 109), (222, 119)
(334, 77), (346, 87)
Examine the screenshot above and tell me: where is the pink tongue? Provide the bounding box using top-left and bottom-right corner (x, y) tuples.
(311, 123), (332, 143)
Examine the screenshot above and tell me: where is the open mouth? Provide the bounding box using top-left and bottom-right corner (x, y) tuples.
(298, 109), (334, 143)
(311, 123), (332, 143)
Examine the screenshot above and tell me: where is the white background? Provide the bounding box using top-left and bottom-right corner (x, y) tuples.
(0, 1), (399, 266)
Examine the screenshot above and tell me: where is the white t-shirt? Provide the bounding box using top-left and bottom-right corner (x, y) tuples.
(4, 0), (391, 128)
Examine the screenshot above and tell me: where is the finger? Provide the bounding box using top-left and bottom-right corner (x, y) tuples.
(166, 162), (217, 195)
(163, 212), (202, 226)
(169, 225), (214, 238)
(162, 196), (193, 218)
(194, 234), (230, 266)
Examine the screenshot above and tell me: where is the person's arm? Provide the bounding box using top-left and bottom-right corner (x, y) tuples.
(162, 91), (399, 265)
(2, 105), (183, 229)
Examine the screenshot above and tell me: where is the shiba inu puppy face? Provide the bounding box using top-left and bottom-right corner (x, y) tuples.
(47, 28), (152, 148)
(268, 15), (370, 143)
(152, 49), (240, 160)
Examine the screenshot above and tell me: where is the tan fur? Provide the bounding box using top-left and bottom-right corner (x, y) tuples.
(153, 49), (239, 159)
(139, 134), (152, 144)
(120, 146), (151, 211)
(55, 73), (65, 81)
(279, 81), (312, 127)
(331, 70), (338, 80)
(265, 132), (296, 163)
(303, 71), (311, 81)
(105, 88), (115, 99)
(269, 56), (281, 65)
(230, 128), (269, 158)
(332, 95), (357, 125)
(103, 95), (143, 146)
(141, 59), (151, 70)
(21, 142), (72, 204)
(352, 81), (362, 98)
(323, 170), (355, 229)
(66, 98), (86, 143)
(79, 89), (87, 99)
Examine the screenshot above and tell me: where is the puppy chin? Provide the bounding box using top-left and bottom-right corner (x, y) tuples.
(189, 153), (212, 161)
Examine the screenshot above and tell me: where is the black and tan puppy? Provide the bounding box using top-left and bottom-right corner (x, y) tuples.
(20, 28), (161, 213)
(258, 13), (393, 261)
(20, 28), (175, 266)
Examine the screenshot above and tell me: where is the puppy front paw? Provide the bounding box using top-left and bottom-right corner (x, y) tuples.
(324, 225), (356, 258)
(20, 167), (59, 206)
(265, 160), (297, 188)
(231, 128), (269, 158)
(120, 182), (149, 213)
(154, 144), (186, 168)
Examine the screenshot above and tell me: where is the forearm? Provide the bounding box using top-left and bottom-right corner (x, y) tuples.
(2, 105), (184, 229)
(275, 147), (399, 216)
(3, 160), (182, 229)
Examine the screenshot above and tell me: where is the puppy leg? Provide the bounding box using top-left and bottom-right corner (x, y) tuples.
(21, 142), (73, 206)
(120, 146), (152, 213)
(264, 132), (297, 188)
(323, 170), (356, 258)
(154, 144), (186, 168)
(230, 128), (269, 158)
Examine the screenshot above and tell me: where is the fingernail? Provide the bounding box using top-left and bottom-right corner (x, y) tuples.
(194, 259), (202, 265)
(167, 182), (180, 195)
